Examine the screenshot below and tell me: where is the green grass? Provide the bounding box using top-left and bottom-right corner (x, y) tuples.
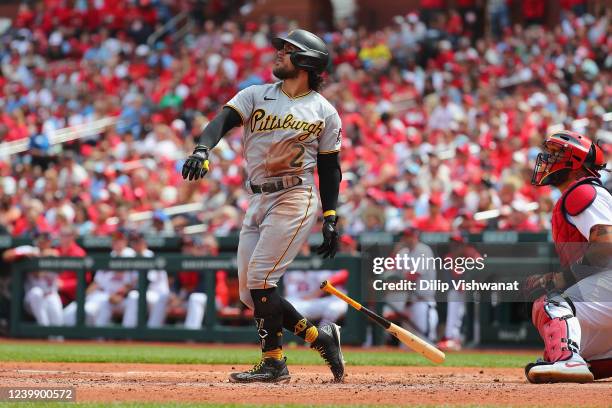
(0, 342), (535, 368)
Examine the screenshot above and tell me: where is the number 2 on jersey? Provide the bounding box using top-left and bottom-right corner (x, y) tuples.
(290, 143), (305, 168)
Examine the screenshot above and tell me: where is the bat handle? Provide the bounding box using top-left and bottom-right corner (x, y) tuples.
(321, 280), (362, 310)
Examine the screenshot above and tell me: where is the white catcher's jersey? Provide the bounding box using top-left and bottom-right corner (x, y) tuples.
(225, 82), (342, 183)
(567, 186), (612, 240)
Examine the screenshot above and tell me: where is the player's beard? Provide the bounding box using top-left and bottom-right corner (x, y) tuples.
(273, 65), (300, 80)
(544, 169), (571, 186)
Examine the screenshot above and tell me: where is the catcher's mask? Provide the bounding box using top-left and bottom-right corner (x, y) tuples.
(531, 130), (606, 186)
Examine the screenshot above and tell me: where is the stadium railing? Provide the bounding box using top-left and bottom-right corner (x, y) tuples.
(8, 254), (365, 344)
(0, 117), (120, 158)
(147, 11), (193, 47)
(0, 232), (554, 252)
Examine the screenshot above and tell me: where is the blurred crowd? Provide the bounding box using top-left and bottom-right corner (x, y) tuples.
(0, 0), (610, 241)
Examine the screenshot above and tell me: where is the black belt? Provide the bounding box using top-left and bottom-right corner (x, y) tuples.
(250, 178), (302, 194)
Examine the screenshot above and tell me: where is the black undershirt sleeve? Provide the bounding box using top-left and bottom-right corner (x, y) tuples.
(197, 106), (243, 148)
(317, 152), (342, 213)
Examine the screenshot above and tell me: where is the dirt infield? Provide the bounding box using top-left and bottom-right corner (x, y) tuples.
(2, 362), (610, 407)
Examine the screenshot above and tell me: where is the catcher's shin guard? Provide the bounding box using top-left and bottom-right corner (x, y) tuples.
(525, 294), (593, 383)
(532, 294), (580, 362)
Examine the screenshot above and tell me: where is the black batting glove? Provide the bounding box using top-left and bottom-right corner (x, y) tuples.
(182, 145), (210, 181)
(316, 215), (339, 259)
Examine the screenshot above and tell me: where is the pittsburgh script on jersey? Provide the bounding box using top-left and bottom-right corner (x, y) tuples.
(250, 109), (324, 138)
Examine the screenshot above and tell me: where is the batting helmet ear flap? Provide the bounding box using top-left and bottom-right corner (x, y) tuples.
(289, 50), (326, 73)
(272, 29), (330, 74)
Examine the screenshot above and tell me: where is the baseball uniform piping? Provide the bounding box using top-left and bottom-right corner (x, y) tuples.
(263, 186), (313, 288)
(224, 104), (246, 125)
(281, 88), (312, 100)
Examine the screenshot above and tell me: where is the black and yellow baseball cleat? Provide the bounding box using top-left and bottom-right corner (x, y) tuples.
(229, 357), (291, 383)
(311, 323), (345, 382)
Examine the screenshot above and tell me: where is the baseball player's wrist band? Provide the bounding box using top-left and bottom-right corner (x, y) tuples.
(323, 210), (336, 217)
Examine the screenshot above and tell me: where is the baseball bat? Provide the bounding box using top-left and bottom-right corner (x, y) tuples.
(320, 280), (445, 364)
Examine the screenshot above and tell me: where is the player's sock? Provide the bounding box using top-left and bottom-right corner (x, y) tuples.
(280, 297), (319, 343)
(263, 348), (283, 360)
(304, 325), (319, 343)
(251, 288), (284, 354)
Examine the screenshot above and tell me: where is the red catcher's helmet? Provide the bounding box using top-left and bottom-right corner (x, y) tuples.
(531, 130), (606, 186)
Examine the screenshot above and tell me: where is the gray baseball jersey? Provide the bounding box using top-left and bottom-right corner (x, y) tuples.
(226, 82), (342, 302)
(225, 82), (341, 184)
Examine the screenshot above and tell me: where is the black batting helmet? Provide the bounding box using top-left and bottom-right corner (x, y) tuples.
(272, 29), (330, 73)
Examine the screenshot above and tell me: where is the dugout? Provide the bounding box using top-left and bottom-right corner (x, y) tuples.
(6, 254), (365, 344)
(2, 232), (556, 347)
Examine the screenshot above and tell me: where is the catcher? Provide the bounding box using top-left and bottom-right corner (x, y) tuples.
(525, 130), (611, 383)
(181, 29), (344, 383)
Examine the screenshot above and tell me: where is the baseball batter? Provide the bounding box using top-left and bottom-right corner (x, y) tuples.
(525, 130), (611, 383)
(182, 29), (345, 383)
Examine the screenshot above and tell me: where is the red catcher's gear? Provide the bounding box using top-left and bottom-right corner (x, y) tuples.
(531, 295), (576, 362)
(531, 131), (605, 186)
(552, 177), (602, 265)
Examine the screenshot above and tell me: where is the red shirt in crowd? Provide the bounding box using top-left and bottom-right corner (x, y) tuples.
(177, 270), (230, 308)
(456, 0), (476, 6)
(12, 215), (50, 237)
(414, 214), (452, 232)
(560, 0), (585, 9)
(420, 0), (444, 8)
(56, 242), (88, 305)
(444, 245), (482, 280)
(522, 0), (545, 19)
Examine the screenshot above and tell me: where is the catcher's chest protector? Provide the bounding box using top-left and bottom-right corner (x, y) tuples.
(552, 177), (600, 266)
